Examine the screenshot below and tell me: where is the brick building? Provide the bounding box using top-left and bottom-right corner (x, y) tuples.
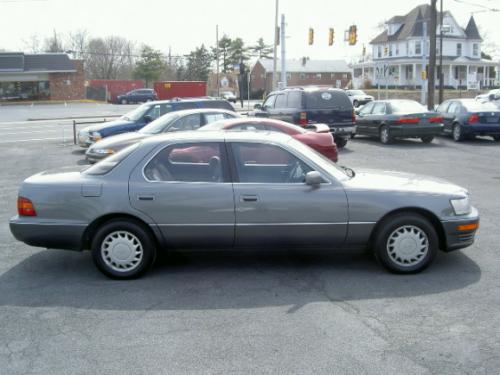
(250, 58), (352, 96)
(0, 52), (85, 101)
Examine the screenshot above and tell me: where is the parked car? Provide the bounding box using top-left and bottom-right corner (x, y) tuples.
(78, 98), (235, 147)
(11, 131), (478, 279)
(252, 87), (355, 148)
(201, 117), (338, 162)
(436, 99), (500, 142)
(475, 89), (500, 103)
(86, 109), (239, 163)
(345, 89), (374, 108)
(221, 91), (237, 103)
(116, 89), (158, 104)
(355, 100), (444, 144)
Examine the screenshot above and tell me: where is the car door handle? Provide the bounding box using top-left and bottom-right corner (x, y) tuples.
(241, 195), (259, 202)
(137, 195), (155, 201)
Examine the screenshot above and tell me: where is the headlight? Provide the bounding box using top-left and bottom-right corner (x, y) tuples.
(450, 197), (471, 215)
(92, 148), (114, 155)
(92, 132), (102, 141)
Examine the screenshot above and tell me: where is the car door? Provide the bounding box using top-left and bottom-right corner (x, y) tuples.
(355, 102), (375, 134)
(436, 101), (451, 132)
(129, 141), (235, 249)
(271, 93), (288, 121)
(361, 102), (386, 135)
(254, 94), (277, 118)
(229, 141), (348, 249)
(443, 102), (460, 133)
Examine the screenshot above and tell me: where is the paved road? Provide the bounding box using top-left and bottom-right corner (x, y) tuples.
(0, 130), (499, 374)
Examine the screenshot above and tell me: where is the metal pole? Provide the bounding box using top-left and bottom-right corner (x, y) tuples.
(421, 21), (427, 105)
(439, 0), (444, 104)
(428, 0), (437, 110)
(280, 14), (286, 88)
(247, 73), (251, 111)
(272, 0), (279, 91)
(73, 120), (76, 145)
(216, 25), (220, 97)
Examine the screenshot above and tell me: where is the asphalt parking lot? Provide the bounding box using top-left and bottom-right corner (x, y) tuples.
(0, 116), (499, 374)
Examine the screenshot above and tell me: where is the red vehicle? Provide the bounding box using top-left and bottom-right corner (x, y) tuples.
(201, 118), (338, 162)
(153, 81), (207, 100)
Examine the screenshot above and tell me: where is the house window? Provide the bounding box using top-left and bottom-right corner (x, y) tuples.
(299, 73), (306, 80)
(330, 73), (336, 79)
(316, 73), (322, 79)
(473, 44), (479, 57)
(377, 46), (382, 58)
(457, 43), (462, 56)
(342, 73), (348, 79)
(395, 44), (399, 56)
(286, 73), (292, 80)
(415, 41), (422, 55)
(389, 44), (393, 57)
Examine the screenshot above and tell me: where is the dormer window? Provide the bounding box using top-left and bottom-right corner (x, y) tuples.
(473, 44), (479, 57)
(457, 43), (462, 56)
(415, 41), (422, 55)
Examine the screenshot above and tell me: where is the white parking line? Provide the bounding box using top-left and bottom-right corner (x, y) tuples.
(0, 137), (65, 144)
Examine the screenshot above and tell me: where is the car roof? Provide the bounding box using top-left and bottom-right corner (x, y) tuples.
(146, 98), (230, 105)
(166, 108), (237, 116)
(269, 87), (346, 95)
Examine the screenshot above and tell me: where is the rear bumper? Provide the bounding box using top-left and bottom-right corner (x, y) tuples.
(10, 216), (86, 251)
(389, 124), (443, 137)
(441, 208), (479, 252)
(464, 124), (500, 136)
(329, 125), (356, 137)
(314, 145), (338, 162)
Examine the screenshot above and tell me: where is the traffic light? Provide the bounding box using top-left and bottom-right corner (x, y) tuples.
(348, 25), (357, 45)
(328, 28), (335, 46)
(421, 70), (427, 80)
(308, 28), (314, 45)
(384, 46), (389, 55)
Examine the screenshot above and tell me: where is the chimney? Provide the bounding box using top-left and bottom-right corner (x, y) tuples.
(302, 57), (307, 66)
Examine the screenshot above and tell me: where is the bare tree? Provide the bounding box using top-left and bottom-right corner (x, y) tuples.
(67, 29), (89, 59)
(23, 34), (42, 53)
(85, 36), (135, 79)
(43, 29), (65, 52)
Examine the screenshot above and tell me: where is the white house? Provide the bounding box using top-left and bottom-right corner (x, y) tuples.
(352, 4), (499, 90)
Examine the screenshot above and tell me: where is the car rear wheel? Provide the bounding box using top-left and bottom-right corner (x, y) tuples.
(334, 136), (348, 148)
(91, 219), (156, 279)
(353, 100), (359, 107)
(379, 125), (392, 144)
(452, 124), (464, 142)
(121, 99), (128, 105)
(373, 213), (438, 274)
(421, 136), (434, 143)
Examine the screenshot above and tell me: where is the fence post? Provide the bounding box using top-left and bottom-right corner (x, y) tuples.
(73, 120), (77, 145)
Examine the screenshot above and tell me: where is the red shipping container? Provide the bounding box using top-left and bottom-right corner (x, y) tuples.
(88, 80), (144, 103)
(154, 81), (207, 100)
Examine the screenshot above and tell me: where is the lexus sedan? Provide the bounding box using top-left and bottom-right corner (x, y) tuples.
(86, 108), (238, 162)
(201, 117), (338, 162)
(436, 99), (500, 141)
(356, 100), (444, 144)
(10, 132), (479, 279)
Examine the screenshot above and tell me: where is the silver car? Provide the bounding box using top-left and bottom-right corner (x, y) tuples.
(10, 132), (479, 279)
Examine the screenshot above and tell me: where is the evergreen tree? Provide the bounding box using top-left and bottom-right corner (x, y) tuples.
(185, 44), (212, 81)
(134, 46), (165, 87)
(250, 38), (273, 59)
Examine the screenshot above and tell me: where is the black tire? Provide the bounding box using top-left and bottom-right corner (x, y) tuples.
(353, 100), (359, 108)
(379, 125), (393, 144)
(492, 135), (500, 141)
(452, 123), (464, 142)
(121, 99), (128, 105)
(334, 136), (348, 148)
(421, 136), (434, 143)
(373, 213), (438, 274)
(91, 219), (157, 279)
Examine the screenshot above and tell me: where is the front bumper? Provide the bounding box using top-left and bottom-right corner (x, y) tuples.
(10, 216), (87, 251)
(85, 149), (111, 163)
(389, 124), (443, 138)
(441, 207), (479, 252)
(78, 131), (91, 148)
(329, 125), (356, 137)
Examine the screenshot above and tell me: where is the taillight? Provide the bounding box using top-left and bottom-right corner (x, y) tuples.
(429, 116), (443, 123)
(468, 114), (479, 124)
(395, 117), (420, 124)
(352, 110), (356, 123)
(17, 197), (36, 217)
(299, 112), (307, 126)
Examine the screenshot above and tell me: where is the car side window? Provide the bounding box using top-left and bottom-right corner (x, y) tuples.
(436, 102), (450, 113)
(448, 102), (461, 115)
(167, 114), (202, 132)
(286, 91), (303, 108)
(372, 103), (386, 115)
(274, 94), (287, 109)
(262, 95), (276, 110)
(144, 142), (226, 183)
(204, 113), (228, 124)
(358, 102), (374, 116)
(230, 142), (313, 184)
(146, 105), (161, 120)
(160, 104), (173, 115)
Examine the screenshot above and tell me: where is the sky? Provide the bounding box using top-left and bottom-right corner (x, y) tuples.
(1, 0), (499, 61)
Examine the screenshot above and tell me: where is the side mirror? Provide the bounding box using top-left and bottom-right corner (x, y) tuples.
(305, 171), (322, 186)
(254, 103), (262, 110)
(143, 115), (153, 123)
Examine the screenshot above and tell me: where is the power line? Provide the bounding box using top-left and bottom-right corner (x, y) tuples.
(452, 0), (499, 11)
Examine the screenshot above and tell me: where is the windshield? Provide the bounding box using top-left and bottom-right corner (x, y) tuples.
(348, 90), (365, 96)
(286, 137), (350, 181)
(305, 90), (352, 110)
(121, 104), (150, 121)
(139, 112), (180, 134)
(83, 143), (139, 175)
(390, 100), (427, 114)
(463, 100), (499, 112)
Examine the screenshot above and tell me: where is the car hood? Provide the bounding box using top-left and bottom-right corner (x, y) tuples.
(88, 118), (133, 133)
(343, 168), (467, 197)
(89, 132), (148, 150)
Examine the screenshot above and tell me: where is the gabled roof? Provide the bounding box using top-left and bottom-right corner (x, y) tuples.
(256, 59), (350, 73)
(0, 52), (76, 73)
(464, 16), (482, 40)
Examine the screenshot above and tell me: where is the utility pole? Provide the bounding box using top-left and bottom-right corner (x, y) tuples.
(421, 21), (427, 105)
(272, 0), (279, 91)
(216, 25), (220, 97)
(280, 14), (287, 88)
(428, 0), (437, 110)
(438, 0), (445, 104)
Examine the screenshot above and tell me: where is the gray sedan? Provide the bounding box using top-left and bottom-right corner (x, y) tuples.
(10, 132), (479, 279)
(86, 108), (239, 163)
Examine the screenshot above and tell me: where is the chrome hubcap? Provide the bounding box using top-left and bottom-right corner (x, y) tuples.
(381, 128), (389, 143)
(387, 225), (429, 267)
(453, 125), (461, 140)
(101, 231), (143, 272)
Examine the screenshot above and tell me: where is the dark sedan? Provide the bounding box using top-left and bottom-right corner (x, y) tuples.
(117, 89), (157, 104)
(436, 99), (500, 142)
(356, 100), (444, 144)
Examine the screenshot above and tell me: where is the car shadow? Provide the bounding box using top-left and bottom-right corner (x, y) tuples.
(353, 136), (442, 148)
(71, 149), (86, 155)
(0, 249), (481, 311)
(438, 135), (498, 147)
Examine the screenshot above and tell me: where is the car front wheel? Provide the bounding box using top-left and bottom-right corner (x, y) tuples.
(353, 100), (359, 107)
(334, 136), (348, 148)
(121, 99), (128, 105)
(91, 219), (157, 279)
(373, 213), (438, 274)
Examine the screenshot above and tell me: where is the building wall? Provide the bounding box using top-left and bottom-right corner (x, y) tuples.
(250, 62), (268, 94)
(49, 60), (85, 100)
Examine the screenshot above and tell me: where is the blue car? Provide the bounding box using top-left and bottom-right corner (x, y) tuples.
(116, 89), (157, 104)
(437, 99), (500, 142)
(78, 98), (235, 147)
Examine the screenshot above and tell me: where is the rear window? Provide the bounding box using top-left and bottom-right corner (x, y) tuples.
(390, 101), (427, 114)
(83, 144), (139, 175)
(462, 101), (499, 112)
(305, 91), (352, 110)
